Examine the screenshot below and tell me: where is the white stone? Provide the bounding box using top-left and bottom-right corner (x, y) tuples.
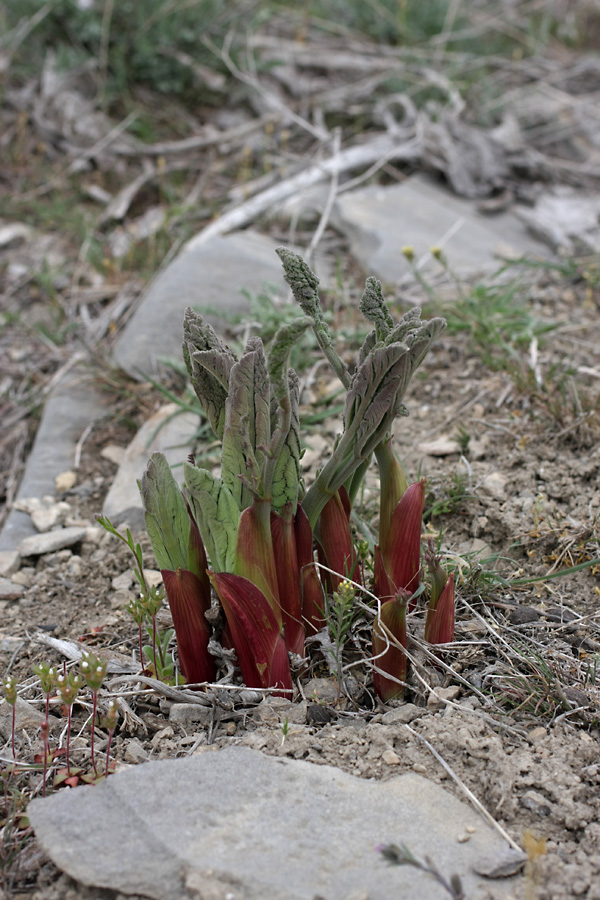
(0, 577), (24, 601)
(418, 436), (460, 457)
(481, 471), (508, 500)
(55, 470), (77, 492)
(19, 527), (88, 557)
(101, 444), (127, 466)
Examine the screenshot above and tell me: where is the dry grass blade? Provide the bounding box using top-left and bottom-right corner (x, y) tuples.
(403, 723), (522, 852)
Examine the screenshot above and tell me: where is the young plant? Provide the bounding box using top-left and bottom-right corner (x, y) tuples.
(424, 540), (456, 646)
(133, 249), (448, 698)
(33, 663), (56, 796)
(79, 652), (108, 776)
(54, 669), (81, 779)
(100, 700), (119, 779)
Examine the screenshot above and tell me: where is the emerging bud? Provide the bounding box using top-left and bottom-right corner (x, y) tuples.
(372, 590), (410, 702)
(210, 572), (292, 695)
(161, 568), (215, 685)
(317, 487), (361, 593)
(271, 503), (305, 656)
(424, 573), (455, 646)
(2, 675), (17, 706)
(80, 651), (108, 692)
(424, 540), (455, 645)
(376, 479), (425, 607)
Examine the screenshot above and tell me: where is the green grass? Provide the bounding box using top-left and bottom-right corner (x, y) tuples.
(435, 277), (556, 374)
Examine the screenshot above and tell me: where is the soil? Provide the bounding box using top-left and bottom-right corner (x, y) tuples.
(1, 262), (600, 900)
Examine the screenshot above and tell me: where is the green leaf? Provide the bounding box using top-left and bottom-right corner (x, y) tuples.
(267, 316), (312, 402)
(182, 307), (237, 440)
(268, 359), (304, 514)
(139, 452), (190, 572)
(358, 277), (394, 341)
(221, 339), (271, 508)
(184, 462), (239, 573)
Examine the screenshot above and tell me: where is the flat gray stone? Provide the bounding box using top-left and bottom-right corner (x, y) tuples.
(332, 174), (550, 284)
(102, 403), (198, 531)
(29, 745), (520, 900)
(19, 526), (88, 558)
(0, 550), (21, 577)
(0, 696), (47, 744)
(0, 577), (24, 601)
(113, 231), (285, 380)
(0, 370), (108, 552)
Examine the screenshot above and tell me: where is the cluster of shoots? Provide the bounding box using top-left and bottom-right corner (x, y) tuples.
(106, 249), (456, 702)
(2, 654), (118, 796)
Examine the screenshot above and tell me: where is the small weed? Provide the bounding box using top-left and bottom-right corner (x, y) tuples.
(489, 642), (583, 721)
(424, 472), (471, 521)
(378, 842), (464, 899)
(440, 279), (555, 374)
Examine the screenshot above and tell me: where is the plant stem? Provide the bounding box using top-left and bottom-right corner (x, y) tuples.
(152, 616), (159, 677)
(90, 692), (98, 776)
(66, 708), (72, 773)
(105, 729), (115, 778)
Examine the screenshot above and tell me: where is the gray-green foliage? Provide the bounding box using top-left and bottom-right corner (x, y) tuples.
(140, 251), (446, 574)
(276, 250), (446, 528)
(138, 452), (191, 572)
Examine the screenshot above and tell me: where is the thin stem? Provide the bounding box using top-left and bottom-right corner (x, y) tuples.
(90, 692), (98, 776)
(105, 729), (114, 779)
(66, 707), (72, 773)
(152, 617), (159, 677)
(138, 623), (144, 671)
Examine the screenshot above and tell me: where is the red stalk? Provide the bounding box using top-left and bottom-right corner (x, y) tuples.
(372, 591), (409, 702)
(378, 479), (425, 608)
(210, 572), (292, 694)
(294, 503), (325, 634)
(271, 503), (305, 656)
(161, 568), (215, 684)
(317, 486), (362, 593)
(235, 498), (281, 627)
(424, 574), (455, 645)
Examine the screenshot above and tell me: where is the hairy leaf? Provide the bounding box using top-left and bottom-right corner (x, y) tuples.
(358, 277), (394, 341)
(139, 452), (190, 573)
(184, 462), (239, 573)
(182, 307), (237, 440)
(221, 340), (270, 508)
(270, 370), (302, 514)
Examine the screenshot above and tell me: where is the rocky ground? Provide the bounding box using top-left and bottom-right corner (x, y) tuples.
(1, 259), (600, 899)
(2, 3), (600, 898)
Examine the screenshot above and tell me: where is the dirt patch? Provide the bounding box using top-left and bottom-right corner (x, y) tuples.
(1, 265), (599, 899)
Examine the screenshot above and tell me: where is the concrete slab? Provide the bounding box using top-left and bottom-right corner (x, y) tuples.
(112, 231), (285, 380)
(29, 745), (521, 900)
(332, 175), (551, 284)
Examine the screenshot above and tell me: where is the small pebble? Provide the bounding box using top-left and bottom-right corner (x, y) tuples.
(382, 749), (401, 765)
(55, 470), (77, 492)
